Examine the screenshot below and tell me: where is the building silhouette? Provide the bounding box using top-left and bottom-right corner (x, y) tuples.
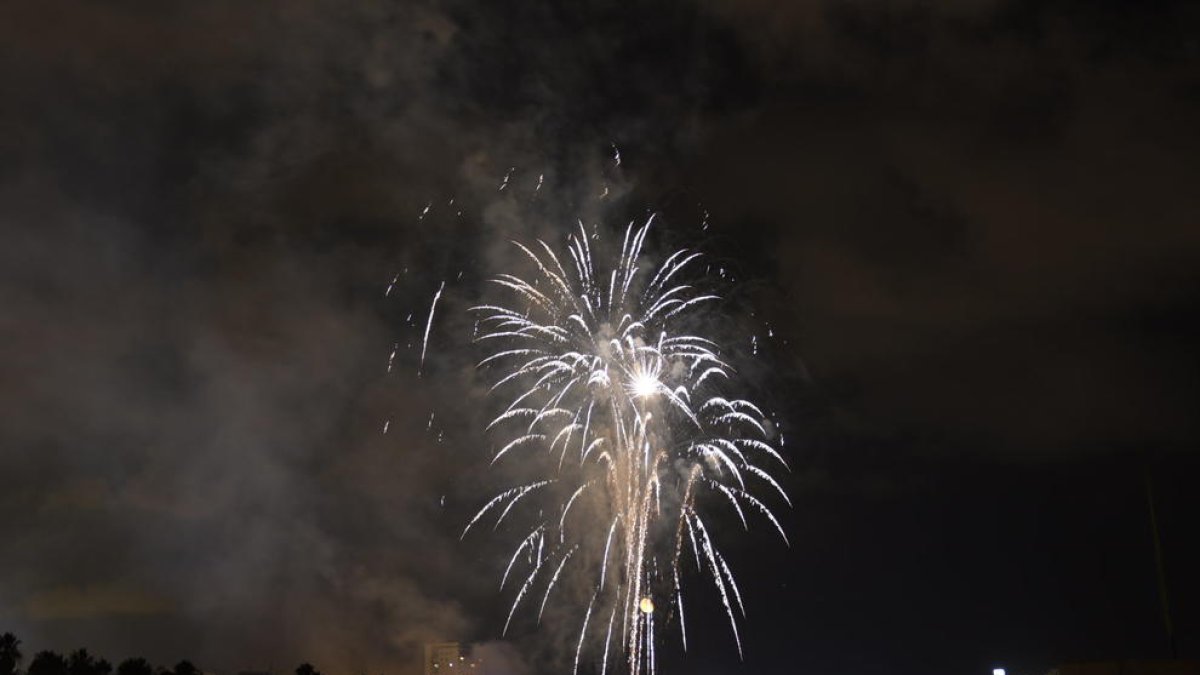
(422, 643), (481, 675)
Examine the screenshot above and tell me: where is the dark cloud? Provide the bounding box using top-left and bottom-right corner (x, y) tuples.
(685, 0), (1200, 455)
(2, 1), (1199, 675)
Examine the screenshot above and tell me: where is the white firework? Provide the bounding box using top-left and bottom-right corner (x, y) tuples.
(465, 217), (789, 675)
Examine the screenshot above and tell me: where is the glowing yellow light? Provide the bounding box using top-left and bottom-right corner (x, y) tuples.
(639, 597), (654, 614)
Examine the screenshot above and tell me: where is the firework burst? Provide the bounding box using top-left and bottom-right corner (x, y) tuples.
(465, 217), (789, 675)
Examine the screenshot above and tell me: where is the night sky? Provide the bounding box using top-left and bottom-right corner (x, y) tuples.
(2, 2), (1199, 675)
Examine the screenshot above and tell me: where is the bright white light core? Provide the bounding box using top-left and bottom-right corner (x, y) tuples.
(629, 369), (660, 398)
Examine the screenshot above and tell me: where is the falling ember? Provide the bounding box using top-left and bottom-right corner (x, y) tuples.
(418, 281), (444, 377)
(465, 217), (789, 675)
(387, 342), (398, 372)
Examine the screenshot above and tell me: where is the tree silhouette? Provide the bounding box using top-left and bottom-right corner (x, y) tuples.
(27, 651), (68, 675)
(115, 659), (152, 675)
(67, 650), (94, 675)
(170, 662), (198, 675)
(295, 663), (321, 675)
(66, 649), (111, 675)
(0, 634), (21, 675)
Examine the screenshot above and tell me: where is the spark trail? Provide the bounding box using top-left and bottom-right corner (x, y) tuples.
(466, 218), (788, 675)
(418, 281), (444, 377)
